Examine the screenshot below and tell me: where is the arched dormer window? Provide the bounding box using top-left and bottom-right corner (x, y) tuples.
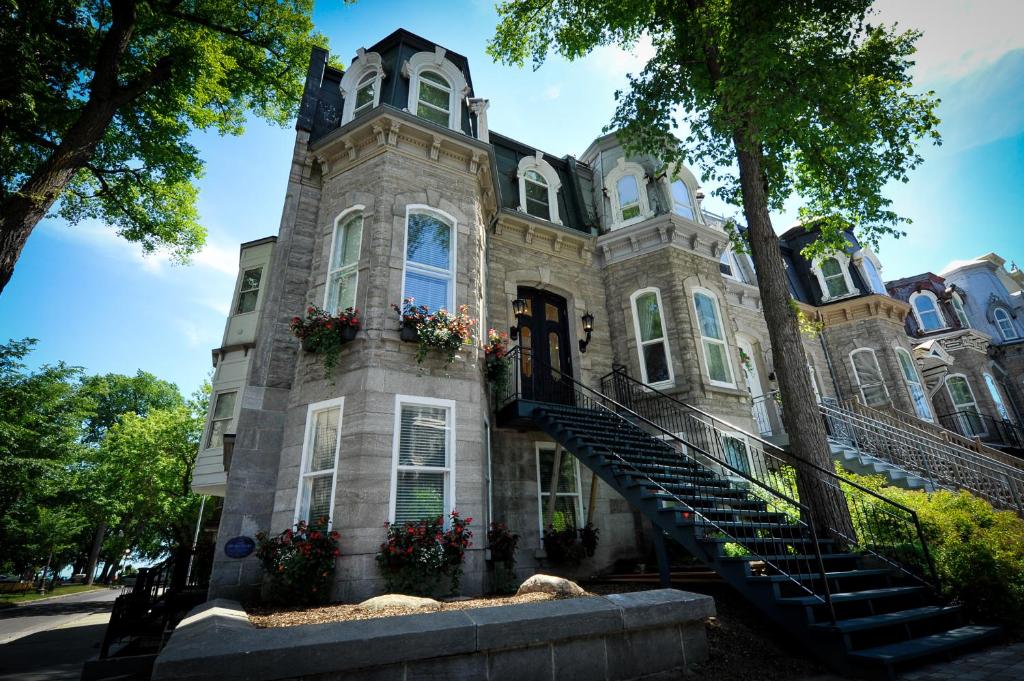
(605, 158), (651, 229)
(517, 152), (562, 224)
(660, 165), (702, 223)
(993, 307), (1019, 341)
(813, 253), (855, 301)
(853, 249), (887, 295)
(910, 291), (945, 332)
(950, 292), (970, 329)
(404, 47), (469, 132)
(719, 250), (739, 280)
(339, 49), (384, 124)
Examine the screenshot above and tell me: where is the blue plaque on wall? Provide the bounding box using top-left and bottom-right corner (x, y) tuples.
(224, 536), (256, 559)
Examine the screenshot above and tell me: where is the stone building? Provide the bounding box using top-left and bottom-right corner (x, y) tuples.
(195, 30), (1023, 602)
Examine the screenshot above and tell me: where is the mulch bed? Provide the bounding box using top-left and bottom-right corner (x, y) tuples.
(248, 591), (588, 628)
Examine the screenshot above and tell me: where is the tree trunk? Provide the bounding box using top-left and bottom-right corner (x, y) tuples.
(98, 556), (114, 583)
(85, 521), (107, 585)
(732, 138), (855, 542)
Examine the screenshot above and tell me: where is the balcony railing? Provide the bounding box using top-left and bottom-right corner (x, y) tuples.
(937, 410), (1024, 451)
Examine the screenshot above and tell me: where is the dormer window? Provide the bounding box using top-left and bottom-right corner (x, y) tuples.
(821, 257), (850, 298)
(994, 307), (1019, 340)
(617, 176), (642, 221)
(856, 252), (887, 295)
(671, 180), (695, 220)
(950, 293), (970, 329)
(517, 153), (562, 224)
(605, 158), (650, 230)
(720, 251), (737, 279)
(415, 70), (451, 127)
(910, 291), (945, 332)
(339, 49), (384, 125)
(353, 72), (377, 117)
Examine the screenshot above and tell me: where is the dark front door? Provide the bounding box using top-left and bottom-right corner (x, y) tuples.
(518, 287), (574, 404)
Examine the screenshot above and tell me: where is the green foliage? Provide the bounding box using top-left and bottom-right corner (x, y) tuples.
(376, 512), (473, 597)
(542, 523), (599, 565)
(487, 521), (520, 594)
(80, 371), (184, 444)
(1, 0), (326, 263)
(289, 305), (361, 377)
(256, 520), (341, 606)
(489, 0), (940, 265)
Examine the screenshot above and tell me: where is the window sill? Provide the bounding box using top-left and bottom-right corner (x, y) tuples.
(703, 382), (746, 398)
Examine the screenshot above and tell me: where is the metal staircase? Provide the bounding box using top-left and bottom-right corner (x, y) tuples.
(494, 351), (1000, 678)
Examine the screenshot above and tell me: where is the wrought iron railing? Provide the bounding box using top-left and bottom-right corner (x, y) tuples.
(749, 393), (780, 437)
(496, 348), (840, 621)
(938, 410), (1024, 451)
(599, 366), (939, 592)
(821, 400), (1024, 515)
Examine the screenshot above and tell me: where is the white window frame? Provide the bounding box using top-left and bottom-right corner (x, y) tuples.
(404, 47), (469, 131)
(853, 249), (888, 295)
(401, 204), (457, 312)
(205, 389), (239, 449)
(630, 287), (675, 388)
(849, 347), (890, 406)
(605, 158), (652, 230)
(909, 291), (947, 332)
(235, 266), (263, 315)
(389, 395), (457, 525)
(718, 431), (752, 479)
(339, 49), (384, 124)
(719, 250), (740, 280)
(814, 253), (856, 302)
(984, 373), (1013, 423)
(993, 307), (1019, 341)
(323, 205), (364, 313)
(895, 346), (933, 421)
(944, 374), (986, 436)
(659, 165), (703, 224)
(692, 286), (736, 388)
(516, 152), (562, 225)
(950, 292), (970, 329)
(293, 397), (344, 527)
(535, 442), (584, 545)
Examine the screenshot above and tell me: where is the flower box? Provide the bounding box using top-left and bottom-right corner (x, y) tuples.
(391, 298), (477, 364)
(290, 305), (361, 376)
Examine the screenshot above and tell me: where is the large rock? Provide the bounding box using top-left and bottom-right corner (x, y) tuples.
(357, 594), (441, 611)
(516, 574), (586, 598)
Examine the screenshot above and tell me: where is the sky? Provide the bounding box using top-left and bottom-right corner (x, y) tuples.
(2, 0), (1023, 398)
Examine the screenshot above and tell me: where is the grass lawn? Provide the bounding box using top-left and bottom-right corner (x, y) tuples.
(0, 583), (105, 606)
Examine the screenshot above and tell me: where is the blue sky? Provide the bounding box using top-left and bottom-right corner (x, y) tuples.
(2, 0), (1023, 397)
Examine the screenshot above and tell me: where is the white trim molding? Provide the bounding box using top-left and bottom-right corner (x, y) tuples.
(293, 396), (345, 528)
(389, 394), (457, 525)
(340, 49), (385, 124)
(813, 251), (857, 302)
(909, 290), (947, 333)
(517, 152), (563, 225)
(629, 287), (675, 388)
(605, 157), (653, 230)
(404, 47), (469, 131)
(401, 204), (458, 312)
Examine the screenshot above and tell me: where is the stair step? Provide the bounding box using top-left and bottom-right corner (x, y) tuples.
(720, 552), (857, 564)
(812, 605), (962, 633)
(750, 568), (892, 583)
(848, 625), (1000, 665)
(777, 586), (926, 606)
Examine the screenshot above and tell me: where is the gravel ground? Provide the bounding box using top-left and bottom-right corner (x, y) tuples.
(248, 591), (587, 628)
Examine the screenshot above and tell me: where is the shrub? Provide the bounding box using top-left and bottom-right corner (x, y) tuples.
(255, 519), (340, 606)
(487, 521), (520, 594)
(376, 511), (473, 596)
(542, 524), (599, 566)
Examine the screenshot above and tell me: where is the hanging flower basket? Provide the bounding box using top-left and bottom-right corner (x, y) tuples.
(290, 305), (361, 376)
(484, 329), (511, 390)
(400, 321), (419, 343)
(392, 298), (477, 364)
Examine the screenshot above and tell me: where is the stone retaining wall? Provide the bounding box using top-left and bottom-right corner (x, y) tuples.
(152, 589), (714, 681)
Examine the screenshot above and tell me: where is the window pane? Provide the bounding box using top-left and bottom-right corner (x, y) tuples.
(705, 341), (731, 383)
(237, 268), (262, 313)
(417, 103), (450, 126)
(548, 332), (562, 375)
(947, 377), (973, 406)
(694, 293), (722, 339)
(617, 175), (640, 218)
(544, 303), (559, 322)
(635, 292), (663, 341)
(521, 328), (532, 377)
(525, 179), (550, 220)
(333, 216), (363, 269)
(355, 82), (375, 111)
(404, 270), (449, 312)
(395, 470), (445, 523)
(984, 374), (1011, 422)
(722, 436), (750, 475)
(241, 268), (262, 291)
(915, 297), (942, 330)
(643, 343), (670, 383)
(237, 290), (258, 314)
(419, 79), (450, 108)
(309, 407), (340, 472)
(852, 350), (887, 406)
(207, 420), (227, 449)
(421, 71), (449, 87)
(213, 392), (236, 420)
(672, 180), (694, 219)
(328, 269), (357, 313)
(524, 170), (546, 185)
(622, 204), (641, 221)
(541, 495), (579, 531)
(406, 213), (451, 270)
(538, 449), (578, 494)
(821, 258), (842, 278)
(304, 475), (333, 525)
(863, 258), (886, 294)
(399, 405), (448, 467)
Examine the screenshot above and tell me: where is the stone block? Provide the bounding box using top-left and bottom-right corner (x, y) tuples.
(552, 636), (607, 681)
(605, 589), (715, 629)
(606, 627), (685, 681)
(405, 653), (486, 681)
(680, 621), (709, 667)
(487, 644), (553, 681)
(467, 595), (622, 650)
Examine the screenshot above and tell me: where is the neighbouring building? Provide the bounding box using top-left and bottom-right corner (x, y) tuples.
(194, 29), (1024, 601)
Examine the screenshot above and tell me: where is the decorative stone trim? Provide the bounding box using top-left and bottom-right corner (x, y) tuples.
(814, 294), (910, 328)
(153, 590), (715, 681)
(596, 212), (731, 268)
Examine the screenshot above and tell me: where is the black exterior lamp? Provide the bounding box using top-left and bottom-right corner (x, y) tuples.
(579, 311), (595, 353)
(510, 298), (527, 341)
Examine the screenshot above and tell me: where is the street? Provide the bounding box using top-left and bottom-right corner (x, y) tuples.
(0, 588), (119, 680)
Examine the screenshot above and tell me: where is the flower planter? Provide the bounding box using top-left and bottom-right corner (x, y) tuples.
(301, 338), (316, 353)
(400, 323), (419, 343)
(339, 325), (358, 343)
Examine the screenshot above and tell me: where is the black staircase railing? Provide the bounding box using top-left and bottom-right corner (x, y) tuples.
(938, 410), (1024, 451)
(497, 348), (840, 622)
(599, 366), (939, 592)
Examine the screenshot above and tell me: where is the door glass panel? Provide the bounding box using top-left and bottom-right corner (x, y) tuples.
(545, 303), (559, 322)
(548, 332), (561, 376)
(521, 327), (532, 377)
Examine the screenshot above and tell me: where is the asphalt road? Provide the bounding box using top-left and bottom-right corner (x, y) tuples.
(0, 587), (120, 680)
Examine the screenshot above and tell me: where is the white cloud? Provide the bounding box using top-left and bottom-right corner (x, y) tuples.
(543, 84), (561, 100)
(586, 34), (656, 80)
(176, 318), (220, 348)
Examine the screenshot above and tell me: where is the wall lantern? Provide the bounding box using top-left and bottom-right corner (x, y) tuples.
(509, 298), (528, 341)
(579, 312), (595, 353)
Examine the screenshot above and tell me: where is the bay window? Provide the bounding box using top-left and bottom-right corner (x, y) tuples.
(630, 288), (673, 386)
(693, 289), (734, 386)
(850, 348), (890, 407)
(296, 398), (343, 526)
(391, 397), (455, 524)
(895, 347), (932, 421)
(326, 211), (363, 313)
(403, 208), (455, 312)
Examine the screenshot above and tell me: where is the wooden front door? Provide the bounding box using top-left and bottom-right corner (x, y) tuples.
(518, 287), (574, 404)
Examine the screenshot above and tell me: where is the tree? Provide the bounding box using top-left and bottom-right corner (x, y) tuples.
(0, 0), (326, 294)
(33, 506), (87, 592)
(489, 0), (939, 536)
(80, 371), (184, 444)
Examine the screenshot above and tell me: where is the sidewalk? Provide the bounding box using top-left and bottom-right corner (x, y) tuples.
(900, 642), (1024, 681)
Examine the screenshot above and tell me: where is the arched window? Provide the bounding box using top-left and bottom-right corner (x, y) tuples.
(719, 250), (738, 279)
(859, 254), (887, 294)
(517, 153), (562, 224)
(415, 70), (451, 127)
(993, 307), (1019, 340)
(404, 48), (468, 131)
(820, 257), (851, 298)
(325, 208), (363, 313)
(895, 347), (932, 421)
(339, 49), (384, 124)
(630, 288), (673, 387)
(693, 288), (734, 387)
(402, 207), (455, 311)
(950, 293), (970, 329)
(849, 348), (889, 406)
(670, 180), (695, 220)
(353, 72), (378, 117)
(945, 375), (985, 436)
(984, 373), (1013, 422)
(910, 291), (945, 332)
(616, 175), (642, 222)
(605, 158), (651, 229)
